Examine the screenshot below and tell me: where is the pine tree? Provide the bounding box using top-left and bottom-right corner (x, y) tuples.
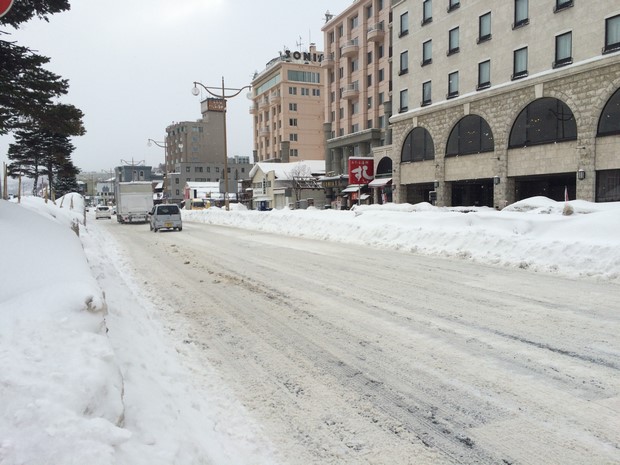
(2, 1), (86, 197)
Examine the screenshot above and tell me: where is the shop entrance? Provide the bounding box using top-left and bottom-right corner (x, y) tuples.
(451, 179), (494, 207)
(514, 173), (576, 202)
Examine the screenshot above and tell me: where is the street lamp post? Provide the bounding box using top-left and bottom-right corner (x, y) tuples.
(147, 138), (183, 203)
(191, 77), (251, 210)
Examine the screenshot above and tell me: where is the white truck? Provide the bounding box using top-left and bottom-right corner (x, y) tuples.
(115, 182), (153, 223)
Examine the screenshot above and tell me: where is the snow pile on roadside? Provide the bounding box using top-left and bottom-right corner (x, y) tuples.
(183, 197), (620, 280)
(0, 195), (128, 465)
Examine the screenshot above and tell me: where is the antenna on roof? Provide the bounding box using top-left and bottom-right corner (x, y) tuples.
(296, 36), (304, 52)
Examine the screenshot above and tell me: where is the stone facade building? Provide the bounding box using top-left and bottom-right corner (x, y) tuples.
(390, 0), (620, 207)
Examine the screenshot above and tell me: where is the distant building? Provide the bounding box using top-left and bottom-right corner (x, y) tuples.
(165, 113), (253, 205)
(251, 44), (326, 163)
(249, 160), (326, 210)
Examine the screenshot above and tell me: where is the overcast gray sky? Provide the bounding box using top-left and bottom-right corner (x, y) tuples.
(1, 0), (354, 172)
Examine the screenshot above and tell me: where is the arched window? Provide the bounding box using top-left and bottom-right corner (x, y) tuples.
(401, 127), (435, 162)
(446, 115), (494, 156)
(509, 97), (577, 148)
(598, 88), (620, 136)
(376, 157), (393, 176)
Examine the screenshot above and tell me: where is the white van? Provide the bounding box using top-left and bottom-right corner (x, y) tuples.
(149, 204), (182, 232)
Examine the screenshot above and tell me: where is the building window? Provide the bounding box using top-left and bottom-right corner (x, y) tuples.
(514, 0), (528, 28)
(289, 87), (297, 95)
(351, 101), (359, 114)
(351, 15), (359, 29)
(477, 60), (491, 89)
(448, 71), (459, 98)
(399, 50), (409, 75)
(289, 103), (297, 111)
(605, 15), (620, 53)
(509, 97), (576, 147)
(367, 51), (373, 64)
(448, 27), (459, 55)
(399, 89), (408, 113)
(289, 118), (298, 126)
(422, 81), (432, 106)
(513, 47), (528, 79)
(598, 88), (620, 136)
(338, 24), (344, 37)
(289, 134), (298, 142)
(379, 68), (385, 81)
(379, 92), (384, 104)
(401, 127), (435, 162)
(400, 12), (409, 37)
(422, 40), (432, 66)
(448, 0), (460, 12)
(446, 115), (494, 156)
(554, 0), (573, 13)
(554, 31), (572, 68)
(422, 0), (432, 25)
(478, 12), (491, 43)
(185, 166), (190, 172)
(367, 74), (372, 87)
(312, 89), (320, 96)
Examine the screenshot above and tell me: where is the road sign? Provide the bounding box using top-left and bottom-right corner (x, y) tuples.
(0, 0), (14, 18)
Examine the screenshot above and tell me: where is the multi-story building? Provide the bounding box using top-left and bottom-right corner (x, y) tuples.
(164, 104), (252, 204)
(321, 0), (392, 205)
(251, 44), (325, 163)
(390, 0), (620, 207)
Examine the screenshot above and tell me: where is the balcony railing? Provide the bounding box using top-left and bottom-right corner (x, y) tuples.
(341, 40), (359, 58)
(367, 22), (385, 42)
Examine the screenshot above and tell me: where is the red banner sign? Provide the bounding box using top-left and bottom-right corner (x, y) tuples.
(0, 0), (14, 18)
(348, 157), (374, 185)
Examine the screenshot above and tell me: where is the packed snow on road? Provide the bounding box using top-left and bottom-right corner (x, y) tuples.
(1, 195), (619, 465)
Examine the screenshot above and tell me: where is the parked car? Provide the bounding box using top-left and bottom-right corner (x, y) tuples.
(149, 204), (182, 232)
(95, 205), (112, 219)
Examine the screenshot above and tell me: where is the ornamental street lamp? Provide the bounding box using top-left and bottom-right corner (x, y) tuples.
(191, 77), (251, 210)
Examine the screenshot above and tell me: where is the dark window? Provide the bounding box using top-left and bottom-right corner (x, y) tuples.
(422, 40), (432, 66)
(446, 115), (494, 156)
(513, 47), (528, 79)
(399, 89), (408, 113)
(605, 14), (620, 53)
(509, 97), (577, 148)
(402, 127), (435, 162)
(598, 88), (620, 136)
(422, 0), (433, 25)
(448, 27), (460, 55)
(477, 60), (491, 89)
(400, 11), (409, 37)
(554, 0), (573, 13)
(422, 81), (432, 106)
(399, 50), (409, 75)
(448, 71), (459, 98)
(448, 0), (460, 13)
(478, 12), (491, 43)
(554, 31), (572, 68)
(514, 0), (529, 28)
(596, 169), (620, 202)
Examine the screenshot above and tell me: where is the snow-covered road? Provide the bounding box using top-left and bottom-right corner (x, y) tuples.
(91, 217), (620, 465)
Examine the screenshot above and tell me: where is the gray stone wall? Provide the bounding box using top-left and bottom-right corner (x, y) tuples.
(390, 58), (620, 205)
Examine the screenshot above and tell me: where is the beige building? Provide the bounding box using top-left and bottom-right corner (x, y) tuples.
(390, 0), (620, 207)
(250, 45), (325, 163)
(321, 0), (393, 205)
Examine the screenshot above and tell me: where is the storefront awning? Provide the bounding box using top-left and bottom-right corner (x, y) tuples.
(368, 177), (392, 188)
(341, 185), (363, 193)
(359, 194), (370, 200)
